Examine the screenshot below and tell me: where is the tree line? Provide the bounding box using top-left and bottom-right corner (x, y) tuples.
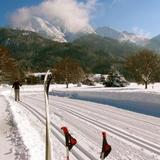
(0, 45), (160, 89)
(52, 49), (160, 89)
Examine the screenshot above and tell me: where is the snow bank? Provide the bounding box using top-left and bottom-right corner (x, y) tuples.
(50, 83), (160, 117)
(3, 91), (45, 160)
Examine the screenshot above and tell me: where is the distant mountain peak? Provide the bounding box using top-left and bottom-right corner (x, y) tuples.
(151, 34), (160, 40)
(146, 34), (160, 52)
(95, 26), (123, 40)
(96, 26), (149, 46)
(120, 31), (149, 45)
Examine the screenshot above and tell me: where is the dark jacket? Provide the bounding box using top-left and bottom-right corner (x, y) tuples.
(12, 81), (22, 89)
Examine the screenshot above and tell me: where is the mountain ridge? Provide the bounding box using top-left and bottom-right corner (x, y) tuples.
(95, 26), (149, 46)
(10, 16), (150, 45)
(0, 27), (140, 73)
(11, 16), (95, 43)
(146, 34), (160, 52)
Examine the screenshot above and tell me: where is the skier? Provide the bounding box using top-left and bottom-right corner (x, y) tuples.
(12, 79), (22, 101)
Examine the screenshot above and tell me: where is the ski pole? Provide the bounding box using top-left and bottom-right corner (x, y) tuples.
(61, 127), (77, 160)
(44, 70), (53, 160)
(66, 146), (69, 160)
(100, 132), (112, 160)
(101, 152), (104, 160)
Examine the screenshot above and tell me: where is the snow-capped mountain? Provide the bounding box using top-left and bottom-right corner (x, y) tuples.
(13, 16), (67, 42)
(11, 17), (149, 45)
(95, 26), (124, 40)
(146, 34), (160, 52)
(96, 27), (149, 46)
(121, 31), (149, 46)
(11, 16), (95, 43)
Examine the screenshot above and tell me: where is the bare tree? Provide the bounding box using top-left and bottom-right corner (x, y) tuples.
(53, 57), (85, 88)
(0, 46), (20, 83)
(125, 49), (160, 89)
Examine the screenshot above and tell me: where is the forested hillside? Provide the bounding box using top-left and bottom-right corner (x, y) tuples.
(0, 28), (141, 73)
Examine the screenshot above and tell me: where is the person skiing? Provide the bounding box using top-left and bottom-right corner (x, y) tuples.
(12, 79), (22, 101)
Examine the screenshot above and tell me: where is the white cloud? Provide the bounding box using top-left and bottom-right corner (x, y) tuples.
(10, 0), (97, 33)
(86, 0), (97, 10)
(132, 27), (151, 38)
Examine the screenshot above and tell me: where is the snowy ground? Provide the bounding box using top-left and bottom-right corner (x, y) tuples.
(0, 83), (160, 160)
(0, 96), (15, 160)
(50, 83), (160, 117)
(0, 92), (29, 160)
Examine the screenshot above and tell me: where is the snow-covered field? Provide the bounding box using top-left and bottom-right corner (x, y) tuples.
(51, 83), (160, 117)
(0, 83), (160, 160)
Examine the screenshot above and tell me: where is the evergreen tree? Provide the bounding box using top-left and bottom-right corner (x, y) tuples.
(103, 68), (128, 87)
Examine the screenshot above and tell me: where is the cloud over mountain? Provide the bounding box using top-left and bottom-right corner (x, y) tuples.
(10, 0), (96, 34)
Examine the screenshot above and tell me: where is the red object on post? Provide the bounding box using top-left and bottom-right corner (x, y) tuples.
(100, 132), (112, 159)
(61, 127), (77, 151)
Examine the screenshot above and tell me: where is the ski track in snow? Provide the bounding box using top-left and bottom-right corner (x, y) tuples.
(25, 95), (160, 151)
(3, 84), (160, 160)
(17, 100), (93, 160)
(16, 91), (160, 160)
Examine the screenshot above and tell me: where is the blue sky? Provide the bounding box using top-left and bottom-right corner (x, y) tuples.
(0, 0), (160, 37)
(91, 0), (160, 37)
(0, 0), (41, 25)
